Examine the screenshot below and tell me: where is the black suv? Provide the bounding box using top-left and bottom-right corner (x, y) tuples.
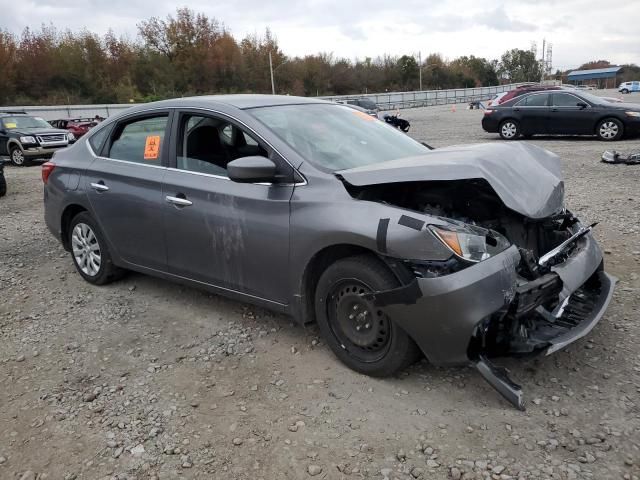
(0, 112), (75, 166)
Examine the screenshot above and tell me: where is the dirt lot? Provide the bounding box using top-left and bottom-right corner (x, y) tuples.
(1, 91), (640, 480)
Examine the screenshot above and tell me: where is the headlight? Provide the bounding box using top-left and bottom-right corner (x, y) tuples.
(430, 224), (510, 263)
(625, 111), (640, 117)
(19, 136), (36, 144)
(67, 132), (76, 141)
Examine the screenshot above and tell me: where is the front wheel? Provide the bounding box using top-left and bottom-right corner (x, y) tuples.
(499, 120), (520, 140)
(596, 118), (624, 141)
(314, 255), (421, 377)
(9, 146), (29, 166)
(621, 89), (629, 94)
(69, 212), (124, 285)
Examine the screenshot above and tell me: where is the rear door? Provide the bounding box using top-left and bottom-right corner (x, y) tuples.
(161, 109), (295, 304)
(513, 93), (551, 134)
(85, 111), (172, 271)
(548, 93), (599, 135)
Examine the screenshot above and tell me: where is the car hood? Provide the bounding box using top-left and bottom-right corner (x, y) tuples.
(10, 127), (69, 136)
(338, 142), (565, 219)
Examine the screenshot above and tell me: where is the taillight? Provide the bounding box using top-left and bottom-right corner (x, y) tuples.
(42, 162), (56, 184)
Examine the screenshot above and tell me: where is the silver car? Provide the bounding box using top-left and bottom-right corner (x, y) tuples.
(43, 95), (616, 409)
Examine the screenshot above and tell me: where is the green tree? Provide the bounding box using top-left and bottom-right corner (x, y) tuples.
(498, 48), (542, 83)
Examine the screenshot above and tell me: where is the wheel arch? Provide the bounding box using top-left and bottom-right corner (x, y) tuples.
(60, 204), (89, 251)
(296, 244), (401, 325)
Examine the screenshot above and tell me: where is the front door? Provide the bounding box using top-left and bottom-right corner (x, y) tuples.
(85, 112), (171, 271)
(162, 110), (294, 304)
(547, 93), (599, 135)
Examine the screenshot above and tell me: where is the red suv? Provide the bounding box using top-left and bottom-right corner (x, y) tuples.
(497, 85), (561, 105)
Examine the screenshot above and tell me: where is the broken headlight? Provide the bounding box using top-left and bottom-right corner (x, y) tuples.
(429, 224), (510, 263)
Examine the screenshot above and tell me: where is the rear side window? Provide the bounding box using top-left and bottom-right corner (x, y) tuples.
(107, 115), (168, 164)
(517, 94), (549, 107)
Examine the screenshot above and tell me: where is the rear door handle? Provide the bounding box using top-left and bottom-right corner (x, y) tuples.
(90, 182), (109, 192)
(166, 195), (193, 207)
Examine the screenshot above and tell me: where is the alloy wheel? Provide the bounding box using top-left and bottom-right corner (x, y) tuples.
(501, 122), (517, 139)
(71, 223), (102, 276)
(599, 121), (619, 140)
(11, 148), (24, 166)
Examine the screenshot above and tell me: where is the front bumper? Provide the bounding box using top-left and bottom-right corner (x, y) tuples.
(19, 144), (68, 158)
(370, 232), (615, 367)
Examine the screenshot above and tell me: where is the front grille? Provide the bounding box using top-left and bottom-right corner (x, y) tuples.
(37, 134), (67, 145)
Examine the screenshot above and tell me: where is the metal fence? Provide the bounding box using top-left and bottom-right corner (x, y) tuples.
(1, 83), (534, 119)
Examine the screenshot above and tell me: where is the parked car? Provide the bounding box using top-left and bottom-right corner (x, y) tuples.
(495, 85), (561, 105)
(482, 90), (640, 141)
(0, 112), (76, 165)
(43, 95), (615, 409)
(619, 81), (640, 94)
(346, 98), (379, 116)
(49, 118), (98, 138)
(0, 161), (6, 197)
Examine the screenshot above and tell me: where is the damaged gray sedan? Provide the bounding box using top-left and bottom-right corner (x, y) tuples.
(43, 95), (616, 409)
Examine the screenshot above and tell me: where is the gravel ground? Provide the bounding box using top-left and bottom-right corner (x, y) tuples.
(1, 90), (640, 480)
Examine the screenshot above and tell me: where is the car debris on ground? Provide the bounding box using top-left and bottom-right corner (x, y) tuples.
(601, 150), (640, 165)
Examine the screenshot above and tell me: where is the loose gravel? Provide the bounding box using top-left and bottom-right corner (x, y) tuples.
(1, 89), (639, 479)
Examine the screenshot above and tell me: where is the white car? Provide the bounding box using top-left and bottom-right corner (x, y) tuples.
(619, 81), (640, 94)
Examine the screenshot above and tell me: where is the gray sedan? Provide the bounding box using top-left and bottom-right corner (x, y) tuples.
(43, 95), (616, 409)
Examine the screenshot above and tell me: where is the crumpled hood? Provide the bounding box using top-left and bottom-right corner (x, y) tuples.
(338, 142), (565, 219)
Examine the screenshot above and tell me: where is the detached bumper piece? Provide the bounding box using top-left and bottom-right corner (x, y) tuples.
(602, 150), (640, 165)
(475, 355), (525, 410)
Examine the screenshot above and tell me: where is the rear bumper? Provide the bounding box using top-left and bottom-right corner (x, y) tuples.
(370, 232), (614, 367)
(481, 116), (500, 133)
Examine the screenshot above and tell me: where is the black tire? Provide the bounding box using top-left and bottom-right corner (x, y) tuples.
(314, 254), (421, 377)
(68, 212), (124, 285)
(498, 119), (520, 140)
(9, 145), (30, 166)
(621, 89), (629, 94)
(596, 118), (624, 141)
(0, 166), (6, 197)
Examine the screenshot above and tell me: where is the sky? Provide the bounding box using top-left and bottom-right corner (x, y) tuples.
(1, 0), (638, 70)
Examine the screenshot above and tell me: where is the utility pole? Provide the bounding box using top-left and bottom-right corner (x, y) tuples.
(269, 51), (275, 95)
(418, 51), (423, 91)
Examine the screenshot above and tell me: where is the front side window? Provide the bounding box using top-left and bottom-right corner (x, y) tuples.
(176, 114), (267, 176)
(553, 93), (583, 107)
(108, 115), (168, 164)
(248, 104), (428, 171)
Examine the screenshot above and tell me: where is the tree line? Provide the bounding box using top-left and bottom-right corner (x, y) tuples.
(0, 8), (636, 106)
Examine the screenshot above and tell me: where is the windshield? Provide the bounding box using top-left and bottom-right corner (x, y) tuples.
(248, 104), (428, 171)
(2, 116), (52, 129)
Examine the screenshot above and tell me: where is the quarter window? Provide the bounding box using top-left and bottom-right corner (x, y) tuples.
(88, 125), (111, 154)
(107, 115), (168, 164)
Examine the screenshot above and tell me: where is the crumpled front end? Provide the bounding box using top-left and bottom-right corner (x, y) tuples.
(365, 209), (616, 409)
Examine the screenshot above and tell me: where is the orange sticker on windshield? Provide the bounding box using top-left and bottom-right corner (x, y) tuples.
(144, 135), (161, 160)
(352, 110), (375, 121)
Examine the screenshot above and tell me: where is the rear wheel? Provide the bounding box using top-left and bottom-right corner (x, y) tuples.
(621, 89), (629, 94)
(314, 255), (421, 377)
(596, 118), (623, 141)
(499, 120), (520, 140)
(69, 212), (124, 285)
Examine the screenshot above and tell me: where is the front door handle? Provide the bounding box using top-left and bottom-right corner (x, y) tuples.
(90, 181), (109, 192)
(166, 195), (193, 207)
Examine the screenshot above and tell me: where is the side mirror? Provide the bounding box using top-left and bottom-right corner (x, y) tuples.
(577, 102), (588, 109)
(227, 156), (277, 183)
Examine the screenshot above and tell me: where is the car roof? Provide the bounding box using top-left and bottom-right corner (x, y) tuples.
(130, 94), (328, 112)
